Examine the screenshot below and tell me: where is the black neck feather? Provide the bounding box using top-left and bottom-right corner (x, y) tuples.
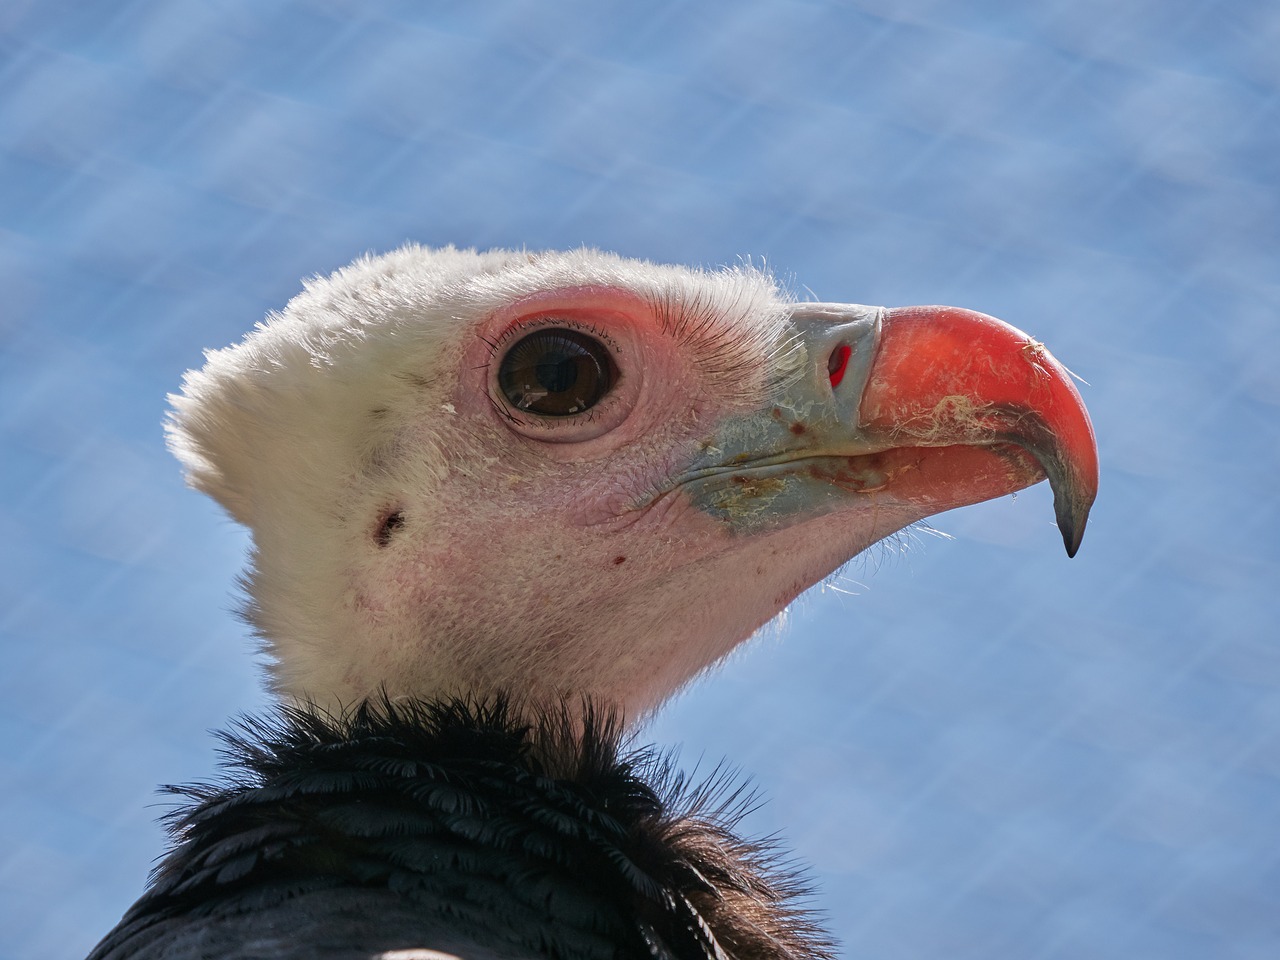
(89, 696), (834, 960)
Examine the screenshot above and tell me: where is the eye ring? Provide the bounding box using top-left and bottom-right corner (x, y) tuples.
(497, 328), (617, 418)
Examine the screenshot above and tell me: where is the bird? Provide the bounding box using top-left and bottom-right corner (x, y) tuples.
(88, 245), (1098, 960)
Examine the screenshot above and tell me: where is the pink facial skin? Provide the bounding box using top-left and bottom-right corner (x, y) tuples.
(338, 285), (1096, 722)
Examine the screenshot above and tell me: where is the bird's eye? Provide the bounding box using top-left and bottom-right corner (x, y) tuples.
(497, 329), (616, 417)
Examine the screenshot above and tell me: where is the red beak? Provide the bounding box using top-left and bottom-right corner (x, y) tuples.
(859, 306), (1099, 556)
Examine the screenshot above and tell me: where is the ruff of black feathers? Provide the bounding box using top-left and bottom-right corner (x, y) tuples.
(88, 696), (834, 960)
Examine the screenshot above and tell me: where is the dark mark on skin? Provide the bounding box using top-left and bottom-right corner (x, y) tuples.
(374, 509), (405, 547)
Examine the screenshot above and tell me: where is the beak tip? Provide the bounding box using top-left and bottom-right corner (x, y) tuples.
(1056, 496), (1093, 558)
(1063, 529), (1082, 558)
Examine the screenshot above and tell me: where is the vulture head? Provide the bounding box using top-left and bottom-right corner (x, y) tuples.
(168, 245), (1097, 721)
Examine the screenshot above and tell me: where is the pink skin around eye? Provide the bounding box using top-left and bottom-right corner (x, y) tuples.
(479, 286), (652, 353)
(457, 285), (726, 464)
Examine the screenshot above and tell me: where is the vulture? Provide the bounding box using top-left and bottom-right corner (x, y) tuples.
(88, 246), (1097, 960)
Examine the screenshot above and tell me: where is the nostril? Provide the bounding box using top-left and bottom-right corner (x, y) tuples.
(828, 344), (852, 389)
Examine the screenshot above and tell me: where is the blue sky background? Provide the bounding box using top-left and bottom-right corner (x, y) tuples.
(2, 1), (1277, 957)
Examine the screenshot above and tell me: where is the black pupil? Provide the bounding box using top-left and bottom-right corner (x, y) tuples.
(498, 329), (614, 417)
(536, 351), (579, 393)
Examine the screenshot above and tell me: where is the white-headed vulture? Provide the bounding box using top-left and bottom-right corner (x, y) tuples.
(88, 247), (1097, 960)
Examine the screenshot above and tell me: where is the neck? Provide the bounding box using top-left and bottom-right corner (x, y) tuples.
(92, 694), (835, 960)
